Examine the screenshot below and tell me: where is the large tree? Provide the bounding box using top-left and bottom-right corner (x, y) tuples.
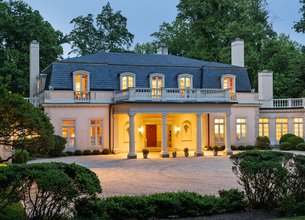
(68, 2), (134, 56)
(294, 0), (305, 33)
(0, 86), (54, 163)
(0, 0), (64, 96)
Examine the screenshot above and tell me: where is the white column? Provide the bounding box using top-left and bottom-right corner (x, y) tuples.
(224, 113), (233, 155)
(127, 113), (137, 159)
(160, 113), (169, 158)
(269, 117), (276, 145)
(288, 117), (293, 134)
(113, 115), (119, 153)
(195, 113), (204, 156)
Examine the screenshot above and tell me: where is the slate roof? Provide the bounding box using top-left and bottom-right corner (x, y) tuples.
(44, 52), (252, 92)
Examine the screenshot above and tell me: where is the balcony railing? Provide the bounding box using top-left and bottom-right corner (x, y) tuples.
(114, 88), (232, 102)
(74, 91), (91, 102)
(260, 98), (305, 108)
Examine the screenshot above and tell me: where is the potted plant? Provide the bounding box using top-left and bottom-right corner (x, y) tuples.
(213, 145), (219, 156)
(172, 151), (177, 158)
(184, 147), (189, 157)
(142, 148), (149, 159)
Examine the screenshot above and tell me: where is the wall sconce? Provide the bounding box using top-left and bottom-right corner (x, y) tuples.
(174, 126), (181, 134)
(138, 126), (144, 135)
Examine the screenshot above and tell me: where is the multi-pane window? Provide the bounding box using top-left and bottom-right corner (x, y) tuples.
(236, 118), (247, 142)
(151, 76), (163, 98)
(276, 118), (288, 141)
(75, 73), (89, 100)
(122, 75), (134, 90)
(259, 118), (269, 137)
(294, 118), (303, 138)
(90, 120), (103, 146)
(214, 118), (224, 144)
(62, 120), (75, 147)
(223, 78), (234, 93)
(179, 75), (192, 97)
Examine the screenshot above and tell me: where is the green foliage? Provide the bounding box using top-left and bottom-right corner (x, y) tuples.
(12, 149), (29, 164)
(183, 147), (189, 153)
(296, 143), (305, 151)
(256, 136), (271, 149)
(68, 2), (134, 55)
(0, 162), (102, 219)
(231, 145), (237, 150)
(213, 145), (219, 151)
(0, 202), (26, 220)
(66, 151), (74, 156)
(287, 136), (304, 148)
(237, 145), (245, 150)
(134, 42), (158, 54)
(276, 196), (305, 217)
(280, 142), (293, 151)
(83, 150), (92, 155)
(49, 135), (66, 157)
(294, 0), (305, 33)
(245, 145), (256, 150)
(92, 150), (101, 155)
(218, 189), (247, 212)
(74, 150), (83, 156)
(142, 148), (149, 154)
(101, 149), (110, 155)
(0, 0), (63, 96)
(280, 133), (296, 144)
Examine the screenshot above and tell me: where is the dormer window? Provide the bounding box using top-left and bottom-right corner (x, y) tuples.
(221, 74), (236, 93)
(178, 74), (193, 97)
(150, 73), (165, 98)
(73, 71), (90, 101)
(120, 72), (135, 90)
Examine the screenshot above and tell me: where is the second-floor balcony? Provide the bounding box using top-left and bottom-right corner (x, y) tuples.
(113, 88), (234, 103)
(260, 98), (305, 108)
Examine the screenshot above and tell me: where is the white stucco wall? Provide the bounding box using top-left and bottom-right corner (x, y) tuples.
(44, 104), (110, 151)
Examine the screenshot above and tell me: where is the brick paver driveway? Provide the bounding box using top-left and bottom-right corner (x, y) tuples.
(30, 152), (240, 197)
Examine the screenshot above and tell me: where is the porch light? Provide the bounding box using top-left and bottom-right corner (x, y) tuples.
(174, 126), (181, 134)
(138, 126), (144, 135)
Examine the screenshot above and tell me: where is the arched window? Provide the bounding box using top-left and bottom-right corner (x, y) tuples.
(150, 73), (165, 98)
(120, 72), (135, 90)
(73, 71), (90, 100)
(221, 74), (236, 93)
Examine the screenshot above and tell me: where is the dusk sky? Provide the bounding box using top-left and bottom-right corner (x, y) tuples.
(22, 0), (305, 58)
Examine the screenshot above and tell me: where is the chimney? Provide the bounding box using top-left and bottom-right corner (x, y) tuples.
(258, 70), (273, 100)
(157, 43), (168, 55)
(29, 40), (40, 98)
(231, 38), (244, 67)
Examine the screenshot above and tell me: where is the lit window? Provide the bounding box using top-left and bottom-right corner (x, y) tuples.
(90, 120), (103, 146)
(62, 120), (75, 147)
(276, 118), (288, 141)
(221, 74), (236, 93)
(150, 73), (164, 98)
(74, 71), (90, 100)
(294, 118), (303, 138)
(259, 118), (269, 137)
(214, 118), (224, 144)
(179, 74), (193, 97)
(120, 73), (135, 90)
(236, 118), (247, 142)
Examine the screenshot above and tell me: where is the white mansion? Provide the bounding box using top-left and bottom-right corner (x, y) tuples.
(24, 40), (305, 159)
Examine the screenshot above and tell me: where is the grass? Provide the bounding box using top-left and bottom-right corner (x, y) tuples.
(274, 217), (305, 220)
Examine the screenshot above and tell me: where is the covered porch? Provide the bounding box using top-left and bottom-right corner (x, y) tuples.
(111, 103), (233, 159)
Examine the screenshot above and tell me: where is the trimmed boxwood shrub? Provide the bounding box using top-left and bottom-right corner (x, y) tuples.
(0, 203), (27, 220)
(218, 189), (247, 212)
(237, 145), (245, 150)
(49, 135), (66, 157)
(279, 133), (296, 144)
(280, 142), (293, 150)
(296, 143), (305, 151)
(255, 136), (271, 149)
(12, 149), (29, 164)
(92, 150), (101, 155)
(74, 150), (83, 156)
(245, 145), (255, 150)
(66, 151), (74, 156)
(231, 145), (237, 150)
(83, 150), (92, 155)
(101, 149), (110, 155)
(287, 136), (304, 148)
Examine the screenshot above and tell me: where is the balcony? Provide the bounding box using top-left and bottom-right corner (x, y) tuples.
(260, 98), (305, 108)
(113, 88), (233, 103)
(74, 91), (91, 102)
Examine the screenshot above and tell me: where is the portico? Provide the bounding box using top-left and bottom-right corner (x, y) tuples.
(111, 102), (233, 159)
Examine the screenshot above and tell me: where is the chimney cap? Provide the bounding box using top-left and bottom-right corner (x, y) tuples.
(231, 38), (244, 43)
(31, 40), (39, 44)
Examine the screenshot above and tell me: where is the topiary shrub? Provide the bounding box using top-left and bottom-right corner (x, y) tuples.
(49, 135), (66, 157)
(287, 136), (304, 149)
(74, 150), (83, 156)
(220, 145), (225, 151)
(279, 133), (296, 144)
(66, 151), (74, 156)
(280, 142), (293, 151)
(83, 150), (92, 155)
(231, 145), (237, 150)
(12, 149), (29, 164)
(0, 163), (102, 219)
(296, 143), (305, 151)
(255, 136), (271, 149)
(92, 150), (101, 155)
(237, 145), (245, 150)
(218, 189), (247, 212)
(245, 145), (255, 150)
(101, 149), (110, 155)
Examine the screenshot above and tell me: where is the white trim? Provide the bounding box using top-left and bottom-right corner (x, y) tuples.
(235, 117), (247, 144)
(221, 74), (236, 92)
(178, 74), (193, 89)
(88, 119), (104, 148)
(120, 72), (136, 90)
(149, 73), (165, 88)
(73, 70), (90, 91)
(60, 118), (76, 149)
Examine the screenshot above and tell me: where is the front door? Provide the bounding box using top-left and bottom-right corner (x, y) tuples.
(146, 125), (157, 147)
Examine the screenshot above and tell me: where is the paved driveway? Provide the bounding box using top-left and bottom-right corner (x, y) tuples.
(30, 152), (240, 197)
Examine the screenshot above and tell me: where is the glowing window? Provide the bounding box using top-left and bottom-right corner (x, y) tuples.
(294, 118), (303, 138)
(62, 120), (75, 147)
(75, 74), (88, 92)
(90, 120), (103, 146)
(236, 118), (247, 142)
(224, 78), (234, 92)
(259, 118), (269, 137)
(150, 74), (164, 98)
(214, 118), (224, 144)
(276, 118), (288, 141)
(122, 75), (134, 90)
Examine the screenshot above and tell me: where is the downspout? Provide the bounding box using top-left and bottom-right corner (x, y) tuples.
(109, 104), (112, 153)
(208, 114), (210, 147)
